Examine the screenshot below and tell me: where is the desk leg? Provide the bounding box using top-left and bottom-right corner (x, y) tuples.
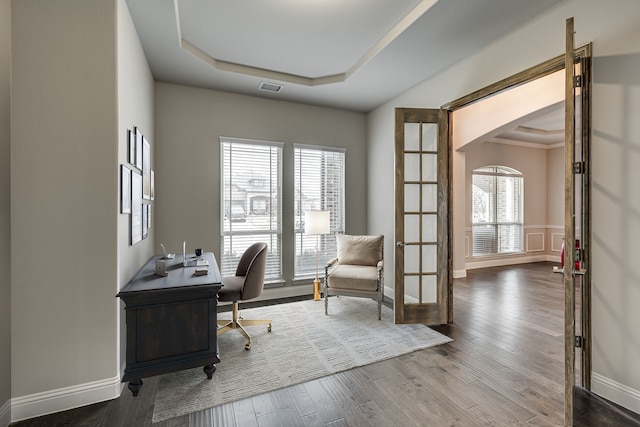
(128, 379), (143, 396)
(204, 364), (216, 379)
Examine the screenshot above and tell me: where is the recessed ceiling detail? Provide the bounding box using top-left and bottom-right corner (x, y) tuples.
(126, 0), (563, 112)
(173, 0), (438, 87)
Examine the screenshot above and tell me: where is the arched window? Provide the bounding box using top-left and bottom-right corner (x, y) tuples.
(472, 166), (524, 256)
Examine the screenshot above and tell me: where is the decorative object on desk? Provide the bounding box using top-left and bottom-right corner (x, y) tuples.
(130, 170), (143, 245)
(304, 210), (331, 301)
(120, 164), (131, 214)
(195, 248), (203, 257)
(152, 297), (452, 423)
(160, 243), (175, 259)
(154, 260), (168, 277)
(194, 267), (208, 276)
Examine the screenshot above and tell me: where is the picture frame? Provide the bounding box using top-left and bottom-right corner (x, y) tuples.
(147, 204), (152, 230)
(120, 164), (131, 214)
(134, 127), (143, 170)
(142, 203), (148, 240)
(143, 136), (151, 200)
(128, 129), (136, 166)
(131, 170), (143, 245)
(150, 170), (155, 200)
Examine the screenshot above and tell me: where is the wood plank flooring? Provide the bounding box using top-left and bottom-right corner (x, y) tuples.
(11, 262), (640, 426)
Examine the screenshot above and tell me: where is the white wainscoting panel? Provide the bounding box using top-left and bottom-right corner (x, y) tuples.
(526, 232), (544, 252)
(465, 235), (469, 258)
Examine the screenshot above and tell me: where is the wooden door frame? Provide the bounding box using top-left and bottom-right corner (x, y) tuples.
(441, 44), (593, 391)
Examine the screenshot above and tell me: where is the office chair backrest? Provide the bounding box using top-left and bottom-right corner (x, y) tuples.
(236, 242), (268, 301)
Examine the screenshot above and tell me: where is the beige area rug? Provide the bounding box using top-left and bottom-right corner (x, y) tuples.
(152, 297), (452, 423)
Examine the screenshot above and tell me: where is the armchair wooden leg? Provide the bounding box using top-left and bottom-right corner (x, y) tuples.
(324, 287), (329, 316)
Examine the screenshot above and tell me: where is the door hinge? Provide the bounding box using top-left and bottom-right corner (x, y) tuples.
(573, 75), (582, 88)
(573, 161), (585, 174)
(575, 335), (583, 348)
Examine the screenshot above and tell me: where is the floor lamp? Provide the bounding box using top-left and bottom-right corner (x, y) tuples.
(304, 210), (330, 301)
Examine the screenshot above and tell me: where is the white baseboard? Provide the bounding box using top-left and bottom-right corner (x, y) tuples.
(0, 398), (10, 427)
(11, 376), (120, 423)
(453, 269), (467, 278)
(592, 372), (640, 415)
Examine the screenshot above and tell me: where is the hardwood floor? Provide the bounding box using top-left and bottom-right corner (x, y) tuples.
(11, 262), (640, 426)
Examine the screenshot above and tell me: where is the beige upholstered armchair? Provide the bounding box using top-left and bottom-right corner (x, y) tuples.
(324, 234), (384, 320)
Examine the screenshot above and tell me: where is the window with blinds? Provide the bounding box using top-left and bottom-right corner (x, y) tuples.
(294, 145), (345, 279)
(220, 137), (283, 281)
(472, 166), (524, 256)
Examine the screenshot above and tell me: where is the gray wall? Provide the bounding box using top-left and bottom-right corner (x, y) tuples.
(12, 0), (118, 400)
(116, 0), (155, 375)
(10, 0), (154, 422)
(0, 0), (11, 423)
(154, 83), (367, 294)
(367, 0), (640, 413)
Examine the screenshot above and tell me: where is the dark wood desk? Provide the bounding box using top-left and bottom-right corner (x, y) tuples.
(117, 252), (223, 396)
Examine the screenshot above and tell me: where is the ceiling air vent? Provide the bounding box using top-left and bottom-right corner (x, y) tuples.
(258, 81), (284, 93)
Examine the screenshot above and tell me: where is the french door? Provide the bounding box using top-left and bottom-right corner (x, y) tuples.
(394, 108), (451, 325)
(394, 21), (591, 425)
(564, 17), (592, 426)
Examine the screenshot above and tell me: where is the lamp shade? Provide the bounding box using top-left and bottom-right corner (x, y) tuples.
(304, 210), (330, 235)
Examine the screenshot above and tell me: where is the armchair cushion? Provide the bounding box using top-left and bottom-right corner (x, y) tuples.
(327, 265), (379, 292)
(336, 234), (383, 266)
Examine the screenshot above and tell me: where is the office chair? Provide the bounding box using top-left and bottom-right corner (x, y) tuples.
(217, 242), (271, 350)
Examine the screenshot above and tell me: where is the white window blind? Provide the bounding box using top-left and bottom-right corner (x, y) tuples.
(294, 145), (345, 278)
(220, 137), (283, 281)
(472, 166), (524, 256)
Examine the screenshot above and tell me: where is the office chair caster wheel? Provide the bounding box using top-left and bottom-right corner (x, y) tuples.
(267, 324), (272, 332)
(245, 341), (252, 350)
